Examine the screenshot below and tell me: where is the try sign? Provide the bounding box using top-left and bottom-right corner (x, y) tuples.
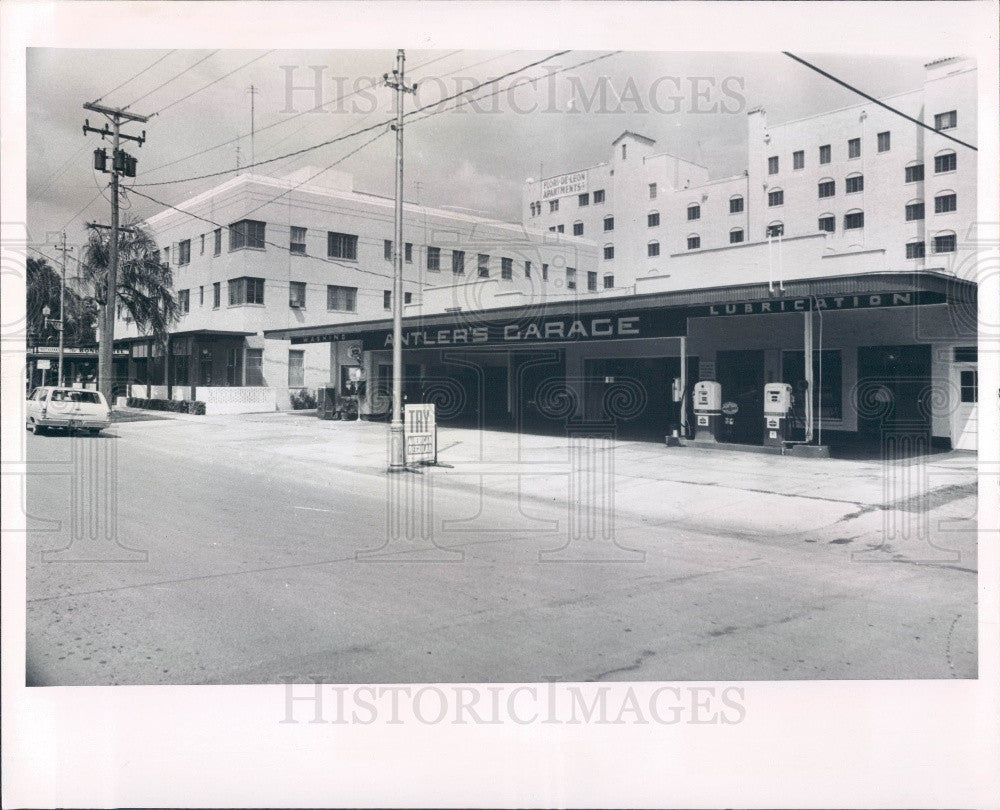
(404, 404), (436, 465)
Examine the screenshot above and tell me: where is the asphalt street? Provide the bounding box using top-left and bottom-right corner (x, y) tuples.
(23, 413), (978, 685)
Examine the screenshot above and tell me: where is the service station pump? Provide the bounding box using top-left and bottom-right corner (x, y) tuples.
(763, 382), (793, 447)
(693, 380), (722, 441)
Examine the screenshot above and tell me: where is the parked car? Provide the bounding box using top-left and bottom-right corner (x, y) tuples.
(25, 386), (112, 435)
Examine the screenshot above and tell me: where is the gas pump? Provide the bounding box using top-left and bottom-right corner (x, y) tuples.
(763, 382), (793, 447)
(693, 380), (722, 442)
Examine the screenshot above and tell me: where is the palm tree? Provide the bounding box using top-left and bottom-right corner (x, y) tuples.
(82, 217), (179, 400)
(27, 256), (98, 347)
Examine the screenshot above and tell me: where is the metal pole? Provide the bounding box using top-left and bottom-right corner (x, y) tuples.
(803, 307), (814, 443)
(57, 232), (67, 387)
(679, 335), (687, 436)
(97, 120), (121, 405)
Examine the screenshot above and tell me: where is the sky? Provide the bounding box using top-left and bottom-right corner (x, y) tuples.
(26, 48), (933, 262)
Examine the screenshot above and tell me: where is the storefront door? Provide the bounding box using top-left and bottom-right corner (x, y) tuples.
(716, 350), (765, 444)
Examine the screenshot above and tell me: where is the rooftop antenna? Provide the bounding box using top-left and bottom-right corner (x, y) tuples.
(247, 83), (260, 166)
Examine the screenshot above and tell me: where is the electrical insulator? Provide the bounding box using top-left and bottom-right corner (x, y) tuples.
(113, 149), (126, 173)
(93, 148), (107, 172)
(124, 155), (137, 178)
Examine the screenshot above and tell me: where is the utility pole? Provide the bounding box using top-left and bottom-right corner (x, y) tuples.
(83, 101), (148, 404)
(55, 232), (74, 387)
(384, 50), (417, 472)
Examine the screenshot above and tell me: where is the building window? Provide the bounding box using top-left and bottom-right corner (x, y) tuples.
(288, 350), (305, 388)
(687, 204), (700, 221)
(213, 228), (222, 256)
(199, 285), (204, 306)
(649, 183), (657, 199)
(768, 189), (784, 207)
(245, 349), (263, 387)
(477, 253), (490, 277)
(848, 137), (861, 159)
(730, 195), (744, 214)
(934, 151), (957, 173)
(648, 241), (660, 257)
(405, 243), (413, 263)
(766, 222), (784, 238)
(427, 246), (441, 271)
(730, 228), (744, 244)
(934, 110), (957, 131)
(327, 231), (358, 260)
(384, 239), (393, 261)
(818, 215), (835, 233)
(578, 193), (590, 207)
(906, 240), (926, 259)
(954, 346), (977, 363)
(648, 211), (660, 227)
(594, 189), (605, 203)
(452, 250), (465, 275)
(525, 261), (532, 278)
(229, 219), (265, 251)
(587, 271), (597, 292)
(213, 282), (221, 309)
(290, 226), (307, 254)
(549, 199), (559, 213)
(604, 244), (614, 260)
(228, 276), (265, 305)
(566, 268), (577, 290)
(960, 369), (978, 403)
(178, 289), (190, 313)
(843, 211), (865, 230)
(905, 163), (925, 183)
(573, 221), (584, 236)
(768, 155), (779, 174)
(933, 232), (956, 253)
(935, 192), (957, 214)
(819, 144), (831, 164)
(687, 235), (701, 250)
(792, 150), (804, 170)
(326, 284), (357, 311)
(529, 202), (536, 217)
(501, 257), (513, 280)
(877, 131), (891, 152)
(542, 263), (549, 281)
(622, 144), (627, 160)
(818, 179), (836, 198)
(289, 281), (306, 308)
(404, 292), (412, 305)
(905, 201), (925, 221)
(178, 239), (191, 266)
(557, 225), (564, 233)
(383, 290), (391, 310)
(845, 174), (864, 194)
(200, 234), (205, 255)
(782, 349), (842, 420)
(603, 274), (614, 289)
(604, 216), (614, 232)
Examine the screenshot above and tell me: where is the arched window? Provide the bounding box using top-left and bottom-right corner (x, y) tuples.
(687, 203), (701, 221)
(905, 198), (925, 221)
(905, 160), (924, 183)
(818, 178), (835, 198)
(729, 227), (745, 244)
(845, 172), (864, 194)
(647, 210), (660, 227)
(767, 187), (784, 207)
(843, 209), (864, 230)
(603, 243), (614, 260)
(818, 214), (835, 233)
(572, 221), (584, 236)
(766, 221), (784, 238)
(686, 234), (701, 250)
(934, 189), (957, 214)
(932, 230), (956, 254)
(905, 239), (926, 259)
(729, 195), (744, 214)
(934, 149), (957, 174)
(647, 240), (660, 258)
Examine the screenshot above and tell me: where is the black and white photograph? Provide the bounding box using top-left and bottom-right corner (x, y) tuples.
(2, 1), (998, 808)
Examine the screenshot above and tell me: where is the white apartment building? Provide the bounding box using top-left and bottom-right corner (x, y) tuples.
(115, 168), (597, 410)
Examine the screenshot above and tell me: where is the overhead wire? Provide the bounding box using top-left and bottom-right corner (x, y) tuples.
(92, 50), (178, 104)
(151, 50), (275, 117)
(123, 50), (220, 110)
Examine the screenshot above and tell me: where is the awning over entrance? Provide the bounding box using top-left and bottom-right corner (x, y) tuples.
(263, 270), (974, 350)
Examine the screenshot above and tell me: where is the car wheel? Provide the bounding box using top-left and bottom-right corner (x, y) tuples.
(28, 420), (43, 435)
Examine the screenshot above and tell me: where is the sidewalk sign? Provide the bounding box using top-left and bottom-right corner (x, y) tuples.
(404, 403), (436, 465)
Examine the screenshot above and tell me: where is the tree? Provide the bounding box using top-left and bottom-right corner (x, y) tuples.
(82, 217), (179, 399)
(27, 256), (98, 348)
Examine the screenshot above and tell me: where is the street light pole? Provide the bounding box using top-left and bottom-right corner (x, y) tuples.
(384, 50), (416, 472)
(56, 232), (72, 387)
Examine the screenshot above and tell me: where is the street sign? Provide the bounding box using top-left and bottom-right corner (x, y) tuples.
(721, 401), (739, 416)
(36, 359), (51, 370)
(404, 403), (436, 464)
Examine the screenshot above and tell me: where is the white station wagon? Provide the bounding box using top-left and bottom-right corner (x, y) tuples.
(25, 387), (112, 435)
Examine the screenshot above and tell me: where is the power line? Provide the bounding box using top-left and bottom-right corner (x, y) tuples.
(124, 50), (219, 109)
(408, 50), (463, 73)
(782, 51), (977, 151)
(151, 50), (275, 117)
(135, 50), (571, 189)
(93, 50), (177, 104)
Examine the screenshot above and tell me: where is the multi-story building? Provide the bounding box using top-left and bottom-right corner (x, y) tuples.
(115, 168), (597, 410)
(267, 56), (979, 452)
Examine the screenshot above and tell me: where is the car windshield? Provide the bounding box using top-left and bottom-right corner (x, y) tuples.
(49, 390), (102, 404)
